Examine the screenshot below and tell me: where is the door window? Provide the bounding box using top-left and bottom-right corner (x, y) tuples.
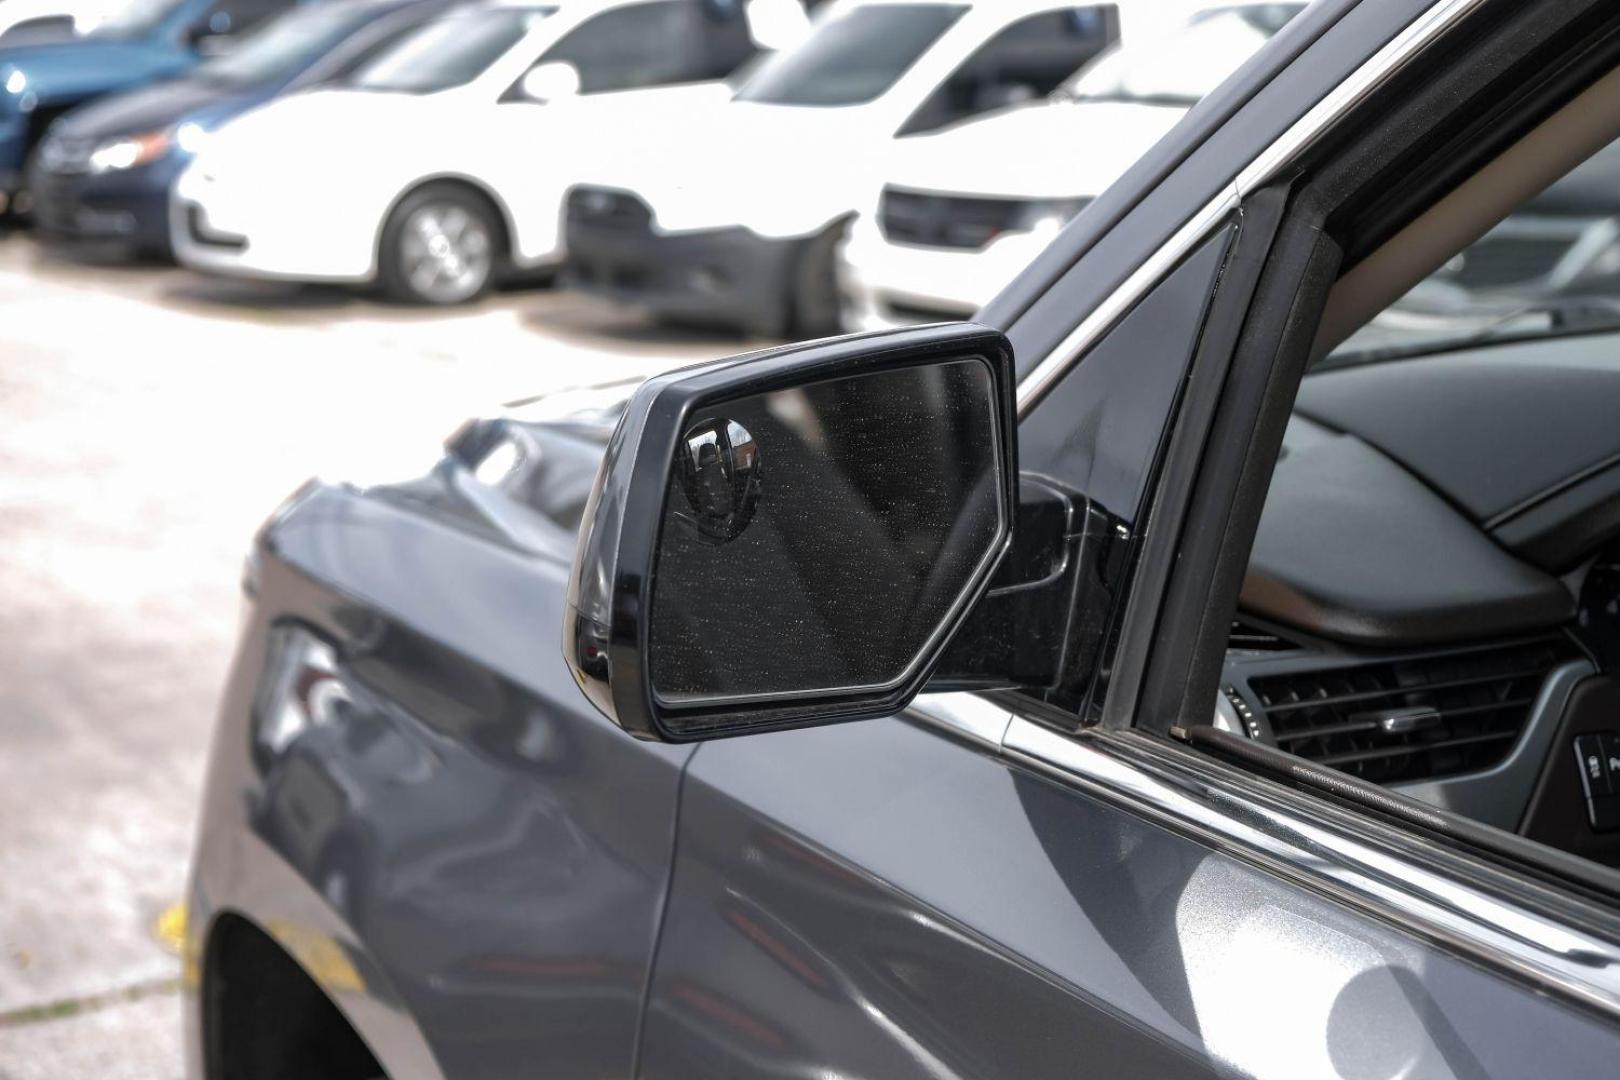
(734, 3), (967, 107)
(350, 8), (551, 95)
(1174, 67), (1620, 884)
(540, 0), (754, 95)
(901, 7), (1119, 136)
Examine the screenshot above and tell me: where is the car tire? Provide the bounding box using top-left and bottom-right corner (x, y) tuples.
(378, 184), (500, 305)
(786, 219), (849, 340)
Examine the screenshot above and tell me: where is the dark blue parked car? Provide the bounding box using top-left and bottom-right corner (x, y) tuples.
(27, 0), (458, 255)
(0, 0), (312, 218)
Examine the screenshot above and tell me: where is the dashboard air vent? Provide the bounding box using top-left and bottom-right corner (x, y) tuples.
(1249, 636), (1575, 784)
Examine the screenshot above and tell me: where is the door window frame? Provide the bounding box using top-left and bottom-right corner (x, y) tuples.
(918, 0), (1620, 1019)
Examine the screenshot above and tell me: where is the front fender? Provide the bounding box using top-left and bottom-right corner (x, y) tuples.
(187, 481), (692, 1078)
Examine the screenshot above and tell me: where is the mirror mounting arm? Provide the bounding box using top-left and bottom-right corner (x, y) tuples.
(927, 475), (1130, 714)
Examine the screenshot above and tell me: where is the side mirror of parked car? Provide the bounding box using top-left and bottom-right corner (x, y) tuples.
(518, 62), (581, 103)
(564, 323), (1018, 742)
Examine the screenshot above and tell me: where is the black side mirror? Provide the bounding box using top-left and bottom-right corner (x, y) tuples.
(564, 323), (1018, 742)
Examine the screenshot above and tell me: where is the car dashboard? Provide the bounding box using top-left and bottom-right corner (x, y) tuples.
(1224, 329), (1620, 866)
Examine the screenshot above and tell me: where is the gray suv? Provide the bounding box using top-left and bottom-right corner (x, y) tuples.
(188, 0), (1620, 1076)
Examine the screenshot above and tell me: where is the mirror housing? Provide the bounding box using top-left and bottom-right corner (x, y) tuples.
(518, 62), (581, 103)
(564, 323), (1017, 742)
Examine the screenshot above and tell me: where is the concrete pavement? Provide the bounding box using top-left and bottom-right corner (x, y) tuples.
(0, 234), (758, 1078)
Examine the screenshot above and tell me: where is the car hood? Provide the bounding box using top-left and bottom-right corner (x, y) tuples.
(0, 38), (188, 102)
(578, 100), (890, 237)
(196, 87), (450, 175)
(884, 100), (1190, 200)
(371, 381), (639, 564)
(54, 75), (261, 139)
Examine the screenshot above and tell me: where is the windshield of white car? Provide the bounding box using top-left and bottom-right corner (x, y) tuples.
(349, 6), (553, 94)
(192, 3), (383, 86)
(1061, 4), (1303, 107)
(91, 0), (191, 38)
(735, 3), (966, 108)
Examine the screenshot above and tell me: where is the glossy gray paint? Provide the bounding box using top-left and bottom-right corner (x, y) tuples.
(186, 487), (691, 1079)
(639, 715), (1620, 1078)
(183, 0), (1620, 1077)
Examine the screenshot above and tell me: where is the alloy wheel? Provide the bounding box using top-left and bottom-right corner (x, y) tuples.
(397, 202), (493, 304)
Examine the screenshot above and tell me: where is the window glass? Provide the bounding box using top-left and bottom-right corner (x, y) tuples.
(1330, 137), (1620, 366)
(1226, 128), (1620, 870)
(540, 0), (746, 95)
(736, 3), (966, 108)
(1065, 4), (1305, 107)
(193, 3), (381, 85)
(91, 0), (193, 37)
(351, 8), (554, 94)
(904, 7), (1119, 135)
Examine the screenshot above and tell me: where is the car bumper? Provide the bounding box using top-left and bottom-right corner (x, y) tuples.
(564, 215), (805, 335)
(28, 159), (179, 250)
(171, 167), (377, 284)
(840, 222), (1054, 329)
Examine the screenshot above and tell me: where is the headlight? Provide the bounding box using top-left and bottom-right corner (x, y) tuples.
(4, 70), (25, 96)
(174, 121), (209, 156)
(88, 129), (171, 173)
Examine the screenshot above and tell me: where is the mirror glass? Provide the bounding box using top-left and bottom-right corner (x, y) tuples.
(648, 358), (1003, 706)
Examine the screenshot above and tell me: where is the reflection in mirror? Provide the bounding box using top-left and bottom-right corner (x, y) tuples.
(649, 359), (1002, 706)
(675, 417), (762, 544)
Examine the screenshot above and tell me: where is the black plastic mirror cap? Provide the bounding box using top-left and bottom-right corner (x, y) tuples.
(562, 322), (1019, 743)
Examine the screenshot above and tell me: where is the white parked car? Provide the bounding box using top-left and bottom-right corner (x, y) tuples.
(842, 1), (1307, 327)
(171, 0), (794, 304)
(562, 0), (1125, 338)
(0, 0), (122, 42)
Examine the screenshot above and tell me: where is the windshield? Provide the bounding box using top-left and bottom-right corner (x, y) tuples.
(91, 0), (192, 38)
(736, 3), (966, 108)
(350, 7), (553, 94)
(1064, 4), (1304, 107)
(192, 4), (380, 86)
(1327, 139), (1620, 368)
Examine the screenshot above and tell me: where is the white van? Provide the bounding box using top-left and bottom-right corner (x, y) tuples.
(842, 2), (1308, 327)
(842, 2), (1307, 327)
(562, 0), (1124, 337)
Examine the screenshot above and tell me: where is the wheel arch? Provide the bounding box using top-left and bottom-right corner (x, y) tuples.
(197, 906), (442, 1080)
(373, 173), (521, 278)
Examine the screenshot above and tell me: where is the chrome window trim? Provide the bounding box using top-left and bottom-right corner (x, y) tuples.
(1015, 0), (1494, 415)
(907, 692), (1620, 1020)
(909, 691), (1014, 749)
(1002, 717), (1620, 1020)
